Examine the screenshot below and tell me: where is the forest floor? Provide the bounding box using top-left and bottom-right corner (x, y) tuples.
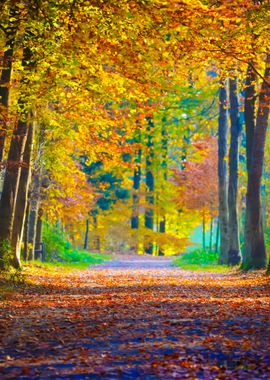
(0, 256), (270, 379)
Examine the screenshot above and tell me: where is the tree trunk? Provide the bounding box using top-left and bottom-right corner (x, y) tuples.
(158, 218), (165, 256)
(242, 63), (259, 267)
(35, 209), (43, 248)
(93, 214), (100, 252)
(227, 76), (242, 265)
(84, 219), (89, 250)
(0, 47), (33, 267)
(0, 117), (28, 249)
(11, 121), (34, 267)
(209, 217), (213, 252)
(22, 201), (30, 261)
(131, 143), (141, 253)
(0, 10), (19, 161)
(28, 174), (41, 260)
(215, 218), (220, 254)
(131, 147), (141, 229)
(218, 79), (230, 264)
(244, 65), (257, 173)
(144, 118), (155, 255)
(158, 117), (168, 256)
(243, 55), (270, 269)
(202, 210), (206, 251)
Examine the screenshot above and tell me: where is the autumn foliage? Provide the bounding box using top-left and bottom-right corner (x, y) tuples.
(0, 0), (269, 266)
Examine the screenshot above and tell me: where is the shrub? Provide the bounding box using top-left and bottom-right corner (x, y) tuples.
(176, 249), (219, 265)
(43, 223), (109, 265)
(0, 240), (13, 271)
(172, 249), (228, 272)
(0, 240), (25, 284)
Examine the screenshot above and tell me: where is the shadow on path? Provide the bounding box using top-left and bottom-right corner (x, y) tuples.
(0, 256), (269, 379)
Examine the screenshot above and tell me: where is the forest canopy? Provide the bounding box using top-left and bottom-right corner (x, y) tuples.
(0, 0), (269, 271)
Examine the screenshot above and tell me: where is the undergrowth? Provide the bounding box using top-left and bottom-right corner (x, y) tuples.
(42, 223), (111, 266)
(0, 240), (26, 287)
(173, 249), (230, 272)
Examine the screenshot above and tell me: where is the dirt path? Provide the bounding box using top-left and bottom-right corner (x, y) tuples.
(0, 257), (269, 379)
(93, 255), (174, 269)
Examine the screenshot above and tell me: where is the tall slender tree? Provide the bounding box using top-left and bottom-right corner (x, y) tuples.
(131, 136), (142, 252)
(218, 80), (230, 264)
(11, 121), (34, 267)
(243, 54), (270, 269)
(131, 131), (142, 229)
(227, 76), (242, 265)
(0, 46), (34, 267)
(0, 4), (19, 161)
(144, 118), (155, 255)
(158, 117), (168, 256)
(83, 219), (89, 250)
(28, 173), (41, 260)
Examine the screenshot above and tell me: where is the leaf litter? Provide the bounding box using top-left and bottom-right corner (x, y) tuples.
(0, 261), (269, 379)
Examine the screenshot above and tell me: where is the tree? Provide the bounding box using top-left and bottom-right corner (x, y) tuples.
(28, 173), (41, 260)
(131, 131), (142, 253)
(0, 2), (20, 161)
(243, 53), (270, 269)
(144, 118), (155, 255)
(218, 80), (230, 264)
(174, 137), (219, 249)
(0, 46), (34, 267)
(11, 121), (34, 266)
(227, 76), (242, 265)
(158, 117), (168, 256)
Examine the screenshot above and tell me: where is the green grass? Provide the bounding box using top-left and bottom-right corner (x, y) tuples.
(172, 249), (230, 272)
(26, 252), (111, 271)
(172, 261), (230, 272)
(54, 249), (111, 266)
(42, 222), (111, 268)
(29, 250), (111, 271)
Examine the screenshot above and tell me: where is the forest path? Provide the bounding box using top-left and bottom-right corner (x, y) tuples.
(0, 259), (269, 379)
(92, 254), (175, 269)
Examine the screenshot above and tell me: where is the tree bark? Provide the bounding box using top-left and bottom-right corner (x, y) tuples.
(218, 80), (230, 264)
(158, 117), (168, 256)
(84, 219), (89, 250)
(131, 142), (141, 253)
(0, 7), (19, 161)
(131, 146), (141, 229)
(215, 218), (220, 254)
(28, 173), (41, 260)
(144, 118), (155, 255)
(227, 76), (242, 265)
(0, 117), (28, 248)
(22, 201), (30, 261)
(0, 47), (34, 267)
(93, 214), (100, 252)
(243, 54), (270, 269)
(11, 121), (34, 267)
(244, 65), (257, 173)
(202, 210), (206, 251)
(35, 208), (43, 248)
(209, 217), (213, 252)
(242, 64), (258, 267)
